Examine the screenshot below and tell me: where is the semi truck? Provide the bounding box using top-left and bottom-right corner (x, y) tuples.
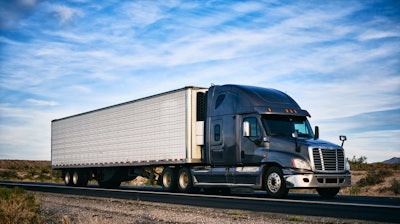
(51, 84), (351, 198)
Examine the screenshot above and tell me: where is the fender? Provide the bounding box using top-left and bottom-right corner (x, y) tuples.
(261, 150), (310, 169)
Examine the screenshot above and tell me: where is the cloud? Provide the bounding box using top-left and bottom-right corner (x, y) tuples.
(0, 1), (399, 162)
(358, 30), (400, 41)
(0, 106), (52, 160)
(0, 0), (39, 30)
(26, 99), (58, 106)
(42, 2), (83, 25)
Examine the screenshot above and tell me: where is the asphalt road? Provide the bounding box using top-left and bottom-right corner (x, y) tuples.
(1, 181), (399, 223)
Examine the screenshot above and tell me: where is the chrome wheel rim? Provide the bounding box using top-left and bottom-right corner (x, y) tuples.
(179, 172), (189, 189)
(73, 172), (79, 185)
(267, 172), (281, 193)
(64, 173), (71, 185)
(163, 172), (171, 187)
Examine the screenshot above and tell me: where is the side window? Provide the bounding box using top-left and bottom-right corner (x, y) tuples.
(214, 124), (221, 141)
(243, 117), (260, 137)
(215, 94), (225, 109)
(212, 120), (223, 146)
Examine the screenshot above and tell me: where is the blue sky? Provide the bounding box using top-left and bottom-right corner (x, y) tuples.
(1, 0), (399, 163)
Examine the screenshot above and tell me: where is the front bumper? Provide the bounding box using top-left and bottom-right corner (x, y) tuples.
(284, 171), (351, 188)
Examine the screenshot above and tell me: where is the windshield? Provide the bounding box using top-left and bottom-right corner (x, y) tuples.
(261, 115), (314, 139)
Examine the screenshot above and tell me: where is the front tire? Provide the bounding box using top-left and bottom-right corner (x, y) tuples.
(317, 188), (340, 198)
(264, 166), (288, 198)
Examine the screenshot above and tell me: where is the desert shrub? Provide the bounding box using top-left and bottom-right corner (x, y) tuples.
(348, 186), (361, 195)
(357, 169), (392, 187)
(0, 187), (41, 224)
(390, 179), (400, 195)
(348, 156), (370, 171)
(0, 170), (18, 180)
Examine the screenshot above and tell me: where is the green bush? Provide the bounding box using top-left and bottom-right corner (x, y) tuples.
(0, 170), (18, 180)
(357, 169), (392, 187)
(0, 187), (41, 224)
(348, 186), (361, 195)
(348, 156), (369, 171)
(390, 179), (400, 195)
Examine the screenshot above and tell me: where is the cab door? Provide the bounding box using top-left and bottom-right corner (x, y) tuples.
(240, 115), (263, 165)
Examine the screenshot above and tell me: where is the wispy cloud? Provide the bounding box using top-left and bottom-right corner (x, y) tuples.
(0, 0), (399, 162)
(26, 99), (58, 106)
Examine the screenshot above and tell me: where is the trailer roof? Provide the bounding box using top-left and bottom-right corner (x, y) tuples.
(52, 86), (207, 122)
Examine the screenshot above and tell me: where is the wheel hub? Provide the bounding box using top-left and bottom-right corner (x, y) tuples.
(267, 172), (281, 193)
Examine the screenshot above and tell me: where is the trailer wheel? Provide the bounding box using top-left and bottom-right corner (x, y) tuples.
(177, 167), (193, 193)
(161, 167), (177, 192)
(72, 170), (89, 187)
(264, 166), (288, 198)
(317, 187), (340, 198)
(64, 170), (73, 186)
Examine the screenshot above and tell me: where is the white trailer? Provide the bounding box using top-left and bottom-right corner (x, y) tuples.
(52, 87), (207, 187)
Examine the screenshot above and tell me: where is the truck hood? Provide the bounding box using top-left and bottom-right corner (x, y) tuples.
(298, 138), (343, 150)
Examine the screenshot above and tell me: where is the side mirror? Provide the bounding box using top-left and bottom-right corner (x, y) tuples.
(314, 126), (319, 140)
(340, 135), (347, 147)
(292, 130), (300, 152)
(243, 121), (250, 137)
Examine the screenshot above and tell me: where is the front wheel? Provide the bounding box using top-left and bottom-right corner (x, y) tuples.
(264, 166), (288, 198)
(317, 188), (340, 198)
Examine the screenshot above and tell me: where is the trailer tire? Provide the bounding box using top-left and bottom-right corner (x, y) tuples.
(72, 170), (89, 187)
(64, 170), (73, 186)
(264, 166), (288, 198)
(161, 167), (177, 192)
(177, 167), (193, 193)
(317, 187), (340, 198)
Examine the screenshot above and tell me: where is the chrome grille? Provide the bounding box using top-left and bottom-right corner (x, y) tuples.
(312, 148), (345, 171)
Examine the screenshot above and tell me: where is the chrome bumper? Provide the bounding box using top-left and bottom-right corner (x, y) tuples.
(285, 172), (351, 188)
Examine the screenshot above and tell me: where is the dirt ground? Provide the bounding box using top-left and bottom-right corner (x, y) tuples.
(38, 192), (378, 224)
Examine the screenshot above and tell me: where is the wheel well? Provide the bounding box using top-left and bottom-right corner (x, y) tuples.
(261, 163), (283, 188)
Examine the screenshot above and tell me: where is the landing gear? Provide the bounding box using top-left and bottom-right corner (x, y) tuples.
(98, 180), (121, 189)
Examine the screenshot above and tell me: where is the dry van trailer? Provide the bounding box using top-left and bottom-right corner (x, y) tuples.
(51, 87), (208, 188)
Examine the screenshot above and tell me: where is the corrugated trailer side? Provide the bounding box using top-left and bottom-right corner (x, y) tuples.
(51, 87), (207, 168)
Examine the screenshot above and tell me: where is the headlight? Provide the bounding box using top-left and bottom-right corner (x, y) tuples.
(292, 158), (311, 170)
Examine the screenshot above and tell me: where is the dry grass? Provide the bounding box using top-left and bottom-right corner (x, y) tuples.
(0, 160), (61, 183)
(0, 187), (41, 224)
